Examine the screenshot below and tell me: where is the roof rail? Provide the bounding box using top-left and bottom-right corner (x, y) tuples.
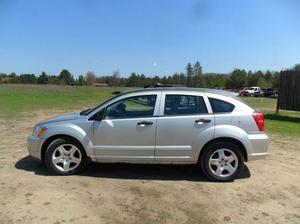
(144, 83), (186, 88)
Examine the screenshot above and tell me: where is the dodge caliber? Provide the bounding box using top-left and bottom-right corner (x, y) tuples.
(27, 88), (268, 181)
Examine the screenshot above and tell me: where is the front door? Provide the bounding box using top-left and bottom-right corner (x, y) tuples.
(155, 93), (214, 162)
(93, 93), (160, 162)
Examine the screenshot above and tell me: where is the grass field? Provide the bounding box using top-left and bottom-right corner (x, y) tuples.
(0, 84), (299, 136)
(0, 84), (129, 118)
(242, 97), (300, 136)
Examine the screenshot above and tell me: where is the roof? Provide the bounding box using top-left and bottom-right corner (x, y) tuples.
(86, 87), (244, 116)
(121, 87), (237, 98)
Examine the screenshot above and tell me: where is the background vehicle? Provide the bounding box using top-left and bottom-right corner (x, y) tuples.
(239, 87), (250, 96)
(243, 86), (261, 96)
(27, 88), (268, 182)
(256, 88), (276, 97)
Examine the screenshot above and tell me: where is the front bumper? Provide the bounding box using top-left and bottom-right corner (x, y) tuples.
(27, 135), (43, 160)
(247, 133), (269, 161)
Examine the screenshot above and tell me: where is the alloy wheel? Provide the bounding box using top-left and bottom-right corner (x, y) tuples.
(51, 144), (82, 172)
(208, 148), (238, 178)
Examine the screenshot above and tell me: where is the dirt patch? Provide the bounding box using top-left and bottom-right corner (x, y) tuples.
(0, 112), (300, 224)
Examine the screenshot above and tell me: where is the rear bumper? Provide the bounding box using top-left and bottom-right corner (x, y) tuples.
(247, 133), (269, 161)
(27, 135), (43, 160)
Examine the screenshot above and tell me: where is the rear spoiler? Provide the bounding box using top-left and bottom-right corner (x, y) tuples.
(112, 91), (122, 95)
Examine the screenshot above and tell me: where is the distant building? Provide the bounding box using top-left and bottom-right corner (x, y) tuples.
(92, 82), (109, 87)
(0, 77), (13, 83)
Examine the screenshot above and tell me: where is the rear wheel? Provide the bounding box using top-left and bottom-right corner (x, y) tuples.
(201, 141), (244, 182)
(45, 138), (87, 175)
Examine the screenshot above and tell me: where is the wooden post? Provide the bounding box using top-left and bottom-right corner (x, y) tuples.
(275, 72), (282, 115)
(276, 96), (280, 114)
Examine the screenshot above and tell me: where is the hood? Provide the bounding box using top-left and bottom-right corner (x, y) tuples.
(38, 112), (80, 125)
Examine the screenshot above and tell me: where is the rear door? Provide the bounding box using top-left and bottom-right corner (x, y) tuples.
(155, 92), (214, 163)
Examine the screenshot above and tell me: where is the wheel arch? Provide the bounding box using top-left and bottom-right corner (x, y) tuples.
(41, 134), (86, 162)
(198, 137), (248, 163)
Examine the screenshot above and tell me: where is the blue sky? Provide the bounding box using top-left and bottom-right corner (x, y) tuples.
(0, 0), (300, 77)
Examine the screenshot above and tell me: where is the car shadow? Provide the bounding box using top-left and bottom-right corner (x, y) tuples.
(15, 156), (251, 182)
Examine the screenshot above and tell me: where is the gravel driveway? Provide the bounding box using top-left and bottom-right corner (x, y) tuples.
(0, 111), (299, 224)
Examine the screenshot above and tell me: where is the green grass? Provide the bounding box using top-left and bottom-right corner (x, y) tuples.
(0, 84), (299, 136)
(0, 84), (129, 118)
(242, 97), (300, 136)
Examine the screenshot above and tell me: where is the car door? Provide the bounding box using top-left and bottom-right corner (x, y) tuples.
(92, 93), (160, 162)
(155, 92), (214, 163)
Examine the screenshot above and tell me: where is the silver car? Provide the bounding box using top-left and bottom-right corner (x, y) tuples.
(27, 87), (268, 181)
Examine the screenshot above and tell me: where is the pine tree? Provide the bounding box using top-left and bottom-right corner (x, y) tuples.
(193, 61), (203, 87)
(59, 69), (74, 85)
(37, 72), (49, 84)
(186, 63), (193, 87)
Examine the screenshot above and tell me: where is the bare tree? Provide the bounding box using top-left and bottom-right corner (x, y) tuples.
(111, 69), (120, 86)
(86, 71), (96, 85)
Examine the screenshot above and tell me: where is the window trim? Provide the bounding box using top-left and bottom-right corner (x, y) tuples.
(161, 93), (210, 117)
(88, 92), (162, 120)
(102, 94), (159, 120)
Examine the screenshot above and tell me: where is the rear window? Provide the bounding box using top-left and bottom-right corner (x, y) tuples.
(209, 98), (235, 113)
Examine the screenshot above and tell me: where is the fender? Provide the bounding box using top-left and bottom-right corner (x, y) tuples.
(213, 125), (254, 155)
(41, 123), (96, 160)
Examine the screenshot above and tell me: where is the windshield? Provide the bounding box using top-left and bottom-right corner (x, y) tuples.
(80, 94), (122, 116)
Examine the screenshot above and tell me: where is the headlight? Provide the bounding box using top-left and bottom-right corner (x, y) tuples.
(33, 126), (47, 137)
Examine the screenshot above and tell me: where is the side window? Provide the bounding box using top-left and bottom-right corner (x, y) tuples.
(164, 95), (208, 116)
(105, 95), (157, 119)
(209, 98), (235, 113)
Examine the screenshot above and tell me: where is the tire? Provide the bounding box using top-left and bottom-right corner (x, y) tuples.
(201, 141), (244, 182)
(45, 138), (87, 175)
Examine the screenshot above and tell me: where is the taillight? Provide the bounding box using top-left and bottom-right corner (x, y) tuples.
(253, 111), (264, 132)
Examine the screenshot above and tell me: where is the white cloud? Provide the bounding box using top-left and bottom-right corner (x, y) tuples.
(152, 62), (158, 67)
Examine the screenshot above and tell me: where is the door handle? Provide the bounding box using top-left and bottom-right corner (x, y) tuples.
(195, 119), (211, 124)
(137, 121), (153, 126)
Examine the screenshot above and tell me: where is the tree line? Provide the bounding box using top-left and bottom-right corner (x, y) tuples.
(1, 62), (298, 89)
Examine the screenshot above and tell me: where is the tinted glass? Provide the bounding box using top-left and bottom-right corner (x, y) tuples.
(105, 95), (157, 119)
(164, 95), (208, 116)
(209, 98), (235, 113)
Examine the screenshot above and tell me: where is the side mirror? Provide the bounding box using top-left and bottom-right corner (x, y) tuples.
(89, 109), (105, 121)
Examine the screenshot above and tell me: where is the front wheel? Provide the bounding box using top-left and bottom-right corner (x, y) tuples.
(45, 138), (87, 175)
(201, 141), (244, 182)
